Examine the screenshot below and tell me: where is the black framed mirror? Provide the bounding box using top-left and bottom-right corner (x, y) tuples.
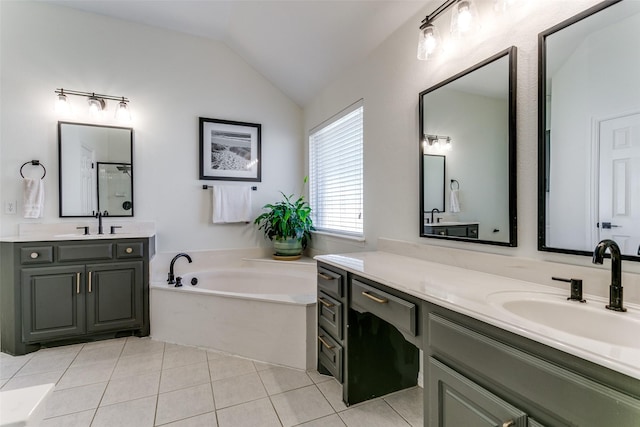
(419, 46), (517, 246)
(538, 0), (640, 260)
(58, 122), (134, 217)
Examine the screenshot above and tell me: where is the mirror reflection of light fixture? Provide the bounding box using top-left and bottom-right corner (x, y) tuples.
(54, 88), (131, 122)
(423, 134), (452, 152)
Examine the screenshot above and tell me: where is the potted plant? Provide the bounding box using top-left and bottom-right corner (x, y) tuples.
(254, 187), (314, 259)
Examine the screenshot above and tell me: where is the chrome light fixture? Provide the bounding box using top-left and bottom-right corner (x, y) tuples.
(423, 134), (452, 152)
(54, 88), (131, 122)
(417, 0), (483, 60)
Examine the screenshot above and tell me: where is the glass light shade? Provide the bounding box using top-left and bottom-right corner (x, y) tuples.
(451, 0), (480, 38)
(87, 96), (105, 119)
(417, 24), (442, 60)
(443, 137), (452, 150)
(115, 99), (131, 121)
(54, 93), (71, 115)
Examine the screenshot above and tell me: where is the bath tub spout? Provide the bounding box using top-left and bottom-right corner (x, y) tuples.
(168, 253), (192, 285)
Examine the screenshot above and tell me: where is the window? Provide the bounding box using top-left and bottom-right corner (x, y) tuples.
(309, 100), (364, 238)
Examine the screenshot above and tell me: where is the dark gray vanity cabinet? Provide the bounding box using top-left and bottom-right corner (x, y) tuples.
(1, 238), (152, 355)
(423, 303), (640, 427)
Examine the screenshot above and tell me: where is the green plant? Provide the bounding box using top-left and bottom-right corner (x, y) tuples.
(254, 190), (314, 249)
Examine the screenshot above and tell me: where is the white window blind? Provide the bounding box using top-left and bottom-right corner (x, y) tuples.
(309, 100), (363, 237)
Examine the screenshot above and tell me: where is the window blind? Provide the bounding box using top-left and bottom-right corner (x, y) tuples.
(309, 100), (364, 237)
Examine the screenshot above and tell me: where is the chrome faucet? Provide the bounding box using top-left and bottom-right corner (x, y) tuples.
(430, 208), (440, 224)
(592, 239), (626, 312)
(167, 253), (192, 285)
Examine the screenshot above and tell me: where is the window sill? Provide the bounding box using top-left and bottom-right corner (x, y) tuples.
(311, 230), (366, 242)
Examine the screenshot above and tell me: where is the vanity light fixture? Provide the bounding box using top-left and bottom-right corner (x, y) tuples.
(54, 88), (131, 122)
(423, 134), (452, 151)
(417, 0), (482, 60)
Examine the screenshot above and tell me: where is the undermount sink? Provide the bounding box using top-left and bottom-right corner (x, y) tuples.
(487, 291), (640, 348)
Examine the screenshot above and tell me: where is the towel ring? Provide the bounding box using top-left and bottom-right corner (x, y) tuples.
(20, 160), (46, 179)
(450, 179), (459, 190)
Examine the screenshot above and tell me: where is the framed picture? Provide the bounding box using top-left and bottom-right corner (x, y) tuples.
(199, 117), (261, 181)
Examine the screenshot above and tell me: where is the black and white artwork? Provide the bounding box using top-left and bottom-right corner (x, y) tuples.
(199, 117), (261, 181)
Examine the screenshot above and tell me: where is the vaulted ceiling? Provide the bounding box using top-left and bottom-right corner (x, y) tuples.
(48, 1), (428, 106)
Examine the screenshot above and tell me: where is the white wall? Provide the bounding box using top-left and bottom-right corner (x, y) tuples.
(303, 0), (625, 269)
(0, 1), (303, 252)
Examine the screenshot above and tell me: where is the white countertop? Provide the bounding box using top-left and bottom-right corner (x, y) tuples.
(0, 221), (156, 242)
(315, 251), (640, 381)
(0, 231), (155, 242)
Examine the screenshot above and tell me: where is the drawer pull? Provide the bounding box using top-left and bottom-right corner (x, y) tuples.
(76, 272), (81, 294)
(318, 297), (335, 308)
(502, 421), (515, 427)
(88, 271), (92, 293)
(361, 291), (388, 304)
(317, 272), (333, 281)
(125, 247), (133, 254)
(30, 252), (39, 259)
(318, 335), (335, 350)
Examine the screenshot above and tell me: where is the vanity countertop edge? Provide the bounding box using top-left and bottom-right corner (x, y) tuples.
(315, 251), (640, 381)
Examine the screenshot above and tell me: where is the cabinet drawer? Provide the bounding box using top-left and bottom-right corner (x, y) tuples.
(318, 291), (343, 341)
(116, 242), (144, 259)
(351, 280), (417, 336)
(428, 314), (640, 426)
(20, 246), (54, 265)
(317, 266), (343, 299)
(318, 328), (342, 382)
(58, 244), (113, 262)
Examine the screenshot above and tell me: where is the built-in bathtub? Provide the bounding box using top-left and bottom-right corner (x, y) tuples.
(150, 258), (316, 370)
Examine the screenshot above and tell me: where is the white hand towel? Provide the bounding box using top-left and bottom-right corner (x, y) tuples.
(212, 185), (252, 223)
(23, 178), (45, 218)
(450, 189), (460, 213)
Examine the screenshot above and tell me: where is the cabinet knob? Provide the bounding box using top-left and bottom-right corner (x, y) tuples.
(502, 421), (515, 427)
(125, 247), (133, 254)
(30, 252), (39, 259)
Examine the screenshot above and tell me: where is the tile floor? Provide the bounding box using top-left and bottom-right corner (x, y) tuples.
(0, 337), (423, 426)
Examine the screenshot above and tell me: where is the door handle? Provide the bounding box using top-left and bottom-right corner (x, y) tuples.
(599, 222), (620, 229)
(88, 271), (92, 293)
(76, 272), (81, 294)
(318, 297), (335, 308)
(317, 335), (334, 350)
(361, 291), (388, 304)
(317, 272), (333, 281)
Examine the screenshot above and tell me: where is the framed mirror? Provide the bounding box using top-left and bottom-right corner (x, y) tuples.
(419, 46), (517, 246)
(58, 122), (134, 217)
(538, 0), (640, 260)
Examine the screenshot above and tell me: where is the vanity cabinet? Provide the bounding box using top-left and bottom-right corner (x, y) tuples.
(423, 303), (640, 427)
(1, 238), (152, 355)
(423, 223), (478, 239)
(316, 262), (421, 406)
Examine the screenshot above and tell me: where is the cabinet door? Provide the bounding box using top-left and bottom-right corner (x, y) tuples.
(85, 261), (143, 332)
(21, 265), (85, 342)
(428, 357), (527, 427)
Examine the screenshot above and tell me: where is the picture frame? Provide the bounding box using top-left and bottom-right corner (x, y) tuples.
(199, 117), (261, 182)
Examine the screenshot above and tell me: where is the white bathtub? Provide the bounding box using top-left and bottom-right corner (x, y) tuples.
(150, 265), (317, 370)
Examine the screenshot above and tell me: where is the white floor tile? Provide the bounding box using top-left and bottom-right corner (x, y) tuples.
(0, 356), (33, 380)
(339, 399), (410, 427)
(155, 383), (215, 425)
(163, 346), (208, 370)
(101, 371), (161, 406)
(270, 385), (334, 427)
(259, 366), (313, 395)
(92, 395), (157, 427)
(383, 387), (423, 427)
(316, 379), (348, 412)
(70, 342), (124, 367)
(158, 411), (218, 427)
(56, 360), (115, 390)
(297, 413), (347, 427)
(15, 352), (76, 377)
(0, 370), (63, 391)
(41, 409), (95, 427)
(121, 337), (165, 357)
(111, 352), (163, 379)
(307, 370), (334, 384)
(159, 362), (210, 393)
(208, 356), (256, 382)
(44, 382), (107, 418)
(216, 397), (281, 427)
(212, 372), (267, 409)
